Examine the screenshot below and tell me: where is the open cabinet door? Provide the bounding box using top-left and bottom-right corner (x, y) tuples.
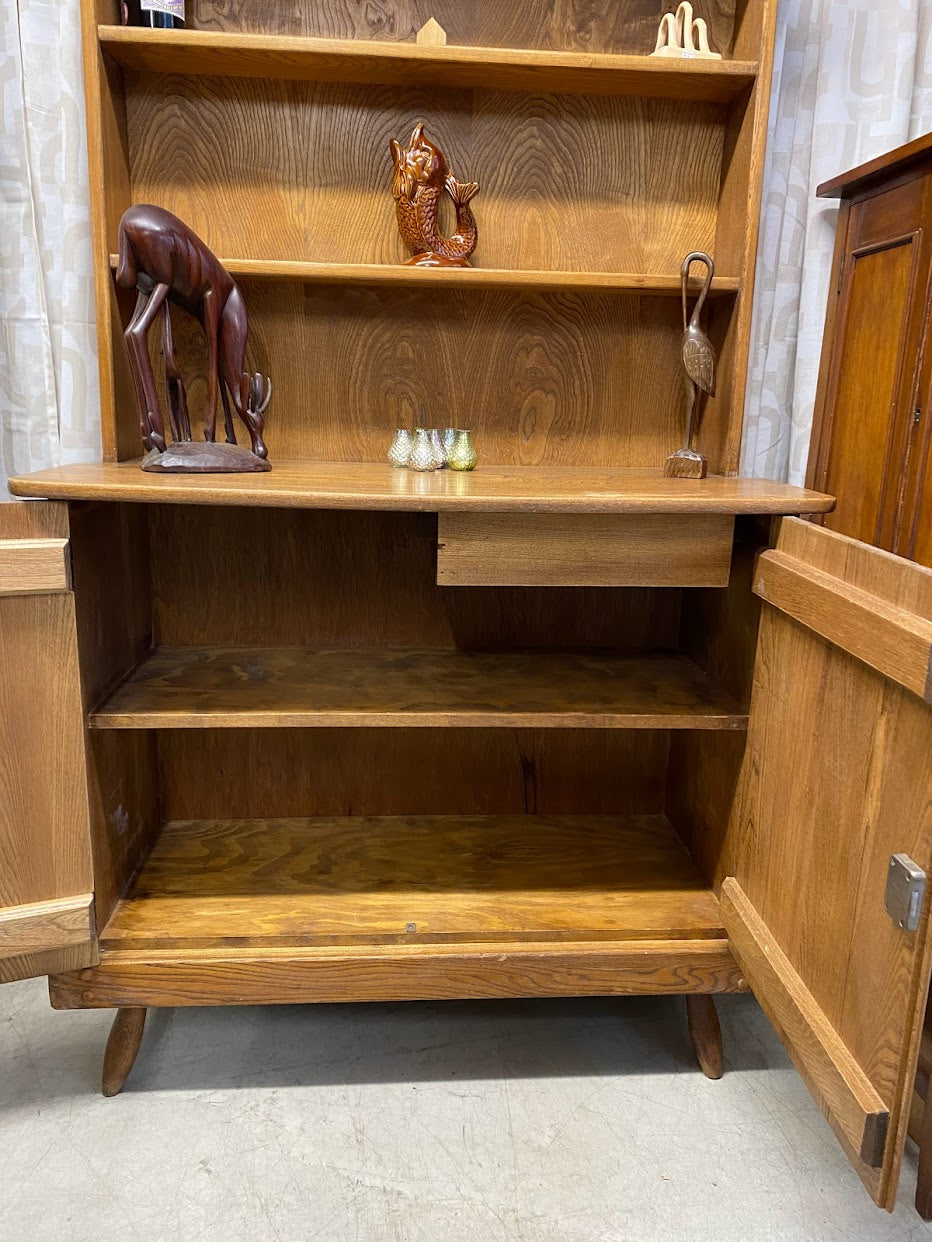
(0, 501), (97, 983)
(721, 517), (932, 1208)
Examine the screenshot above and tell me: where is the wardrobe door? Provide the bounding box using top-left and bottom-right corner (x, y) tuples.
(0, 502), (97, 983)
(720, 518), (932, 1208)
(807, 172), (932, 551)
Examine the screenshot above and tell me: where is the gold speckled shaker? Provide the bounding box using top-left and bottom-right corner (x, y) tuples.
(447, 429), (478, 471)
(408, 427), (436, 471)
(429, 428), (446, 469)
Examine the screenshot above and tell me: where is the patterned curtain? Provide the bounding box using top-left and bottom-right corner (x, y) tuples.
(742, 0), (932, 484)
(0, 0), (100, 497)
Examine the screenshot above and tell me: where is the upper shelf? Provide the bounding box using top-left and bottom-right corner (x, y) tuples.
(106, 255), (741, 295)
(10, 461), (835, 516)
(98, 26), (758, 103)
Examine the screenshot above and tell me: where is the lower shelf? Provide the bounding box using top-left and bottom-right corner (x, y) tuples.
(89, 648), (748, 730)
(101, 815), (724, 950)
(50, 816), (745, 1008)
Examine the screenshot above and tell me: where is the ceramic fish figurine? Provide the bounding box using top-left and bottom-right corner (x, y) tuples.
(390, 123), (479, 267)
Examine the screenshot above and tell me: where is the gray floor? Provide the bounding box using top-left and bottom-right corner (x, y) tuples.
(1, 980), (929, 1241)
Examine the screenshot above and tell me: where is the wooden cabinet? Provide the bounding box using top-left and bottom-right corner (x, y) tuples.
(0, 0), (930, 1219)
(807, 135), (932, 564)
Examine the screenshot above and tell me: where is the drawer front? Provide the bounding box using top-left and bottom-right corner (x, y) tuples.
(437, 513), (734, 587)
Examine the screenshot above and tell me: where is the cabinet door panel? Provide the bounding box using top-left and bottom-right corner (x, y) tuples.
(722, 517), (932, 1207)
(0, 502), (97, 983)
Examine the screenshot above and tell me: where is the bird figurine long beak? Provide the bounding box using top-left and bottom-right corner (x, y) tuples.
(664, 251), (715, 479)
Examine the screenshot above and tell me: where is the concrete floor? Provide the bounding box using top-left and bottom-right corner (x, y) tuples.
(1, 981), (929, 1241)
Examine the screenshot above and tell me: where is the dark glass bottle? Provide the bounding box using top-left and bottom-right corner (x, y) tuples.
(121, 0), (185, 28)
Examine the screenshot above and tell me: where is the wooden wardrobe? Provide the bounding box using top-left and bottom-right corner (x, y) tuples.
(807, 133), (932, 566)
(0, 0), (930, 1216)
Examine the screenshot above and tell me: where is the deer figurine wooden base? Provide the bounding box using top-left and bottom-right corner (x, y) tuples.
(116, 205), (272, 473)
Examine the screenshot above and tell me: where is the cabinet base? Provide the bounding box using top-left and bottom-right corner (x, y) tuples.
(51, 940), (746, 1010)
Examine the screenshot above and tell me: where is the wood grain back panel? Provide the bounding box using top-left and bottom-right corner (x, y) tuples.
(141, 281), (726, 468)
(126, 75), (725, 272)
(182, 0), (738, 58)
(148, 506), (682, 648)
(120, 69), (729, 467)
(158, 728), (670, 821)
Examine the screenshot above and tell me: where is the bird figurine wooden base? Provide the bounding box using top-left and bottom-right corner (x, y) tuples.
(664, 250), (715, 481)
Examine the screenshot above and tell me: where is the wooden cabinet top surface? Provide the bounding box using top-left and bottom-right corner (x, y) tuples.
(9, 461), (834, 514)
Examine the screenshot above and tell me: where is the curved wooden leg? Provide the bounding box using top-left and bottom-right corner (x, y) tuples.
(685, 994), (723, 1079)
(102, 1007), (148, 1097)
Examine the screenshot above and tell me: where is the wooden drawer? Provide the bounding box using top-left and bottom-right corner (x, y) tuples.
(436, 513), (734, 587)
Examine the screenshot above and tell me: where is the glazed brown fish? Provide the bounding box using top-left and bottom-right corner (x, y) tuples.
(389, 123), (479, 267)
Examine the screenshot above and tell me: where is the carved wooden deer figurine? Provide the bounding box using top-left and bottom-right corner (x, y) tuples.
(116, 205), (270, 464)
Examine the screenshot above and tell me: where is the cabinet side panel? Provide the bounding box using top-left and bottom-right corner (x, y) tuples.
(667, 516), (765, 884)
(82, 0), (135, 460)
(70, 502), (160, 929)
(711, 0), (777, 472)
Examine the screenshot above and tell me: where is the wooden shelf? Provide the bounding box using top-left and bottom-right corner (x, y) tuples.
(100, 815), (725, 950)
(10, 461), (836, 515)
(98, 26), (757, 103)
(106, 255), (742, 296)
(89, 647), (748, 731)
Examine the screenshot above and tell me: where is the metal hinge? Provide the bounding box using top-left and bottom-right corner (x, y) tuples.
(885, 854), (926, 932)
(836, 254), (846, 294)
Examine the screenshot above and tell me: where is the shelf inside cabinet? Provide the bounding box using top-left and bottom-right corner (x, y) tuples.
(106, 255), (742, 296)
(99, 815), (725, 951)
(89, 647), (749, 731)
(9, 461), (836, 515)
(98, 26), (758, 103)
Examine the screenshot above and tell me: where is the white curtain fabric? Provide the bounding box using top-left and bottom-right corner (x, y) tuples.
(742, 0), (932, 484)
(0, 0), (99, 498)
(1, 2), (930, 493)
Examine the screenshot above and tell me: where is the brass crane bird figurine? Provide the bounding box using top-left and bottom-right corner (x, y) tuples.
(116, 204), (272, 473)
(390, 123), (479, 267)
(664, 251), (716, 479)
